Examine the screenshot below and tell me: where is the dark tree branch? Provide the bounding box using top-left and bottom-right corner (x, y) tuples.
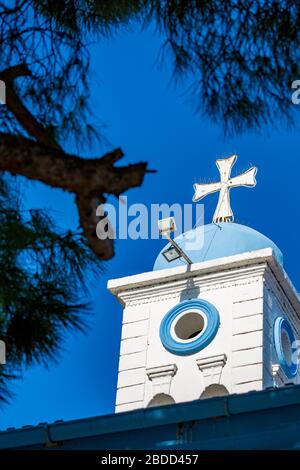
(0, 64), (61, 149)
(0, 132), (148, 259)
(0, 63), (150, 260)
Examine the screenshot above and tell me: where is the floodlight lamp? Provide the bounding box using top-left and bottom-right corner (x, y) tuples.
(158, 217), (192, 266)
(162, 245), (181, 262)
(158, 217), (176, 236)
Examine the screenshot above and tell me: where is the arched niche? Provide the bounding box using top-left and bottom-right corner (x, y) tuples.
(147, 393), (175, 408)
(200, 384), (229, 399)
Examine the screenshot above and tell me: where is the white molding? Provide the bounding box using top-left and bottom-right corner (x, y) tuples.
(113, 270), (266, 307)
(146, 364), (177, 396)
(197, 354), (227, 388)
(272, 363), (297, 386)
(272, 363), (285, 387)
(108, 248), (272, 290)
(108, 248), (300, 311)
(264, 264), (300, 321)
(122, 273), (264, 307)
(197, 353), (227, 370)
(110, 251), (300, 320)
(264, 269), (300, 330)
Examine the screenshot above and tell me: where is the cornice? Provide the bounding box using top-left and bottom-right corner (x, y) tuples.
(263, 267), (300, 327)
(108, 249), (300, 315)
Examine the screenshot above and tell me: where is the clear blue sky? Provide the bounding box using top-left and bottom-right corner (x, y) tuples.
(1, 25), (300, 429)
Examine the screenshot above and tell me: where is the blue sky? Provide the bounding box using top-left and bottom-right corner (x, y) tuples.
(1, 25), (300, 429)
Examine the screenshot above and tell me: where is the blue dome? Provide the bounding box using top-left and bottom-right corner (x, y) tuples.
(153, 223), (283, 271)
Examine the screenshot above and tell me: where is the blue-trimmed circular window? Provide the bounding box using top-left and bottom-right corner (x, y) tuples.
(159, 299), (220, 356)
(273, 316), (298, 378)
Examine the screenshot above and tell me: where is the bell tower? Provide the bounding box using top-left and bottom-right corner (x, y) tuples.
(108, 156), (300, 413)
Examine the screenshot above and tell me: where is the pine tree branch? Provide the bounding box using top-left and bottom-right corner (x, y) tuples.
(0, 63), (149, 260)
(0, 64), (61, 149)
(0, 133), (148, 259)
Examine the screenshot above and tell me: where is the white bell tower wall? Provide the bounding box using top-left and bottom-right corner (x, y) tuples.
(108, 248), (300, 413)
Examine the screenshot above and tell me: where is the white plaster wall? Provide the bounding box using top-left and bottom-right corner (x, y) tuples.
(115, 270), (265, 411)
(143, 283), (234, 406)
(111, 250), (300, 412)
(263, 271), (300, 386)
(115, 304), (150, 412)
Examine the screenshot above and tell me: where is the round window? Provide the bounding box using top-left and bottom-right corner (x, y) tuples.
(160, 299), (220, 356)
(274, 316), (297, 378)
(172, 311), (206, 342)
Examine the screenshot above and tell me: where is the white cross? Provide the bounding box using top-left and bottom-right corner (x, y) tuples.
(193, 155), (257, 223)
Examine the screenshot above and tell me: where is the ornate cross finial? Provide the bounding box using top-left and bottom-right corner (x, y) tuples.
(193, 155), (257, 223)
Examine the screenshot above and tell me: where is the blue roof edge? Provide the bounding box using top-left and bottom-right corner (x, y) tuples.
(1, 384), (300, 449)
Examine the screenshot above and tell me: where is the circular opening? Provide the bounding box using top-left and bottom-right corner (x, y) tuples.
(174, 312), (205, 340)
(282, 329), (292, 366)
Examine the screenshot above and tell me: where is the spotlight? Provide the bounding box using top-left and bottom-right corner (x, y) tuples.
(158, 217), (192, 265)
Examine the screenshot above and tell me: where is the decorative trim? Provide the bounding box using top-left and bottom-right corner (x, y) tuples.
(146, 364), (177, 380)
(146, 364), (177, 396)
(197, 354), (227, 388)
(264, 271), (300, 326)
(109, 250), (300, 324)
(272, 363), (285, 387)
(159, 299), (220, 356)
(108, 248), (272, 296)
(118, 272), (265, 307)
(264, 266), (300, 323)
(273, 317), (297, 378)
(197, 354), (227, 370)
